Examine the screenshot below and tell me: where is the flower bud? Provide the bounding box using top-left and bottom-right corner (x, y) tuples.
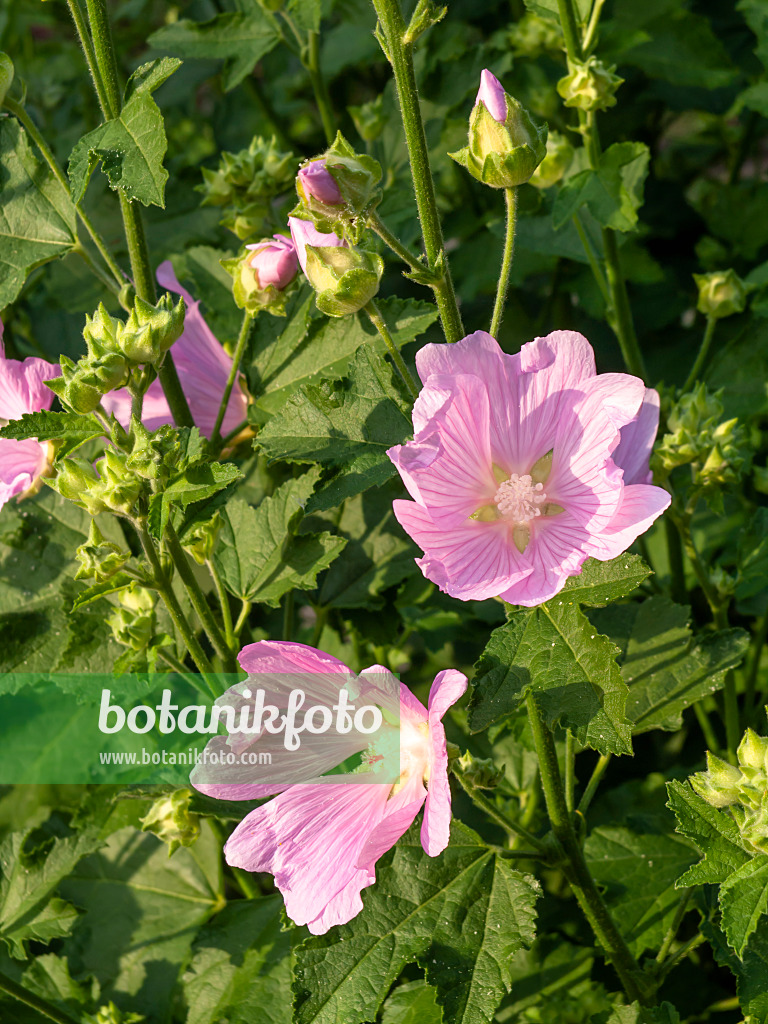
(75, 520), (129, 582)
(83, 303), (122, 359)
(95, 1002), (144, 1024)
(738, 728), (768, 775)
(693, 269), (748, 320)
(449, 69), (548, 189)
(529, 131), (574, 189)
(690, 751), (742, 808)
(96, 448), (142, 516)
(0, 52), (14, 108)
(456, 751), (504, 789)
(223, 234), (299, 317)
(108, 585), (155, 650)
(141, 789), (201, 855)
(297, 159), (343, 206)
(49, 457), (107, 515)
(557, 57), (623, 112)
(182, 512), (221, 565)
(126, 421), (181, 485)
(80, 353), (132, 393)
(119, 293), (185, 365)
(45, 356), (103, 414)
(304, 242), (384, 318)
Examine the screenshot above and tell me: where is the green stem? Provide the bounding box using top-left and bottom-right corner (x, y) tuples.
(371, 0), (464, 343)
(369, 210), (433, 277)
(682, 316), (717, 393)
(573, 212), (610, 304)
(694, 703), (720, 754)
(602, 226), (646, 380)
(526, 694), (651, 1004)
(306, 29), (335, 144)
(234, 600), (252, 638)
(0, 971), (82, 1024)
(489, 187), (518, 338)
(564, 730), (576, 812)
(130, 385), (144, 425)
(207, 559), (235, 650)
(577, 752), (611, 814)
(365, 301), (420, 399)
(3, 98), (125, 290)
(453, 768), (549, 854)
(655, 889), (692, 965)
(157, 648), (211, 698)
(164, 523), (236, 672)
(556, 0), (584, 63)
(136, 521), (217, 684)
(283, 590), (295, 641)
(656, 932), (706, 980)
(67, 0), (111, 116)
(582, 0), (606, 53)
(211, 311), (253, 449)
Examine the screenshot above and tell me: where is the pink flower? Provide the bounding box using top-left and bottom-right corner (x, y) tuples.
(102, 262), (248, 439)
(477, 68), (508, 123)
(191, 640), (467, 934)
(387, 330), (670, 607)
(297, 158), (343, 205)
(0, 320), (59, 510)
(288, 216), (346, 275)
(244, 234), (298, 290)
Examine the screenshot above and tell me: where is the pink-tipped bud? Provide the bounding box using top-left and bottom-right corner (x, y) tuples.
(476, 68), (508, 123)
(297, 159), (343, 206)
(245, 234), (299, 291)
(288, 217), (346, 275)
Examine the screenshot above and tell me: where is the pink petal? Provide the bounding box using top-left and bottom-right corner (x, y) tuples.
(0, 439), (49, 508)
(238, 639), (354, 677)
(613, 388), (661, 486)
(499, 510), (591, 606)
(393, 500), (533, 601)
(288, 217), (346, 274)
(358, 770), (426, 869)
(477, 69), (508, 123)
(585, 484), (671, 561)
(422, 670), (467, 856)
(0, 353), (58, 421)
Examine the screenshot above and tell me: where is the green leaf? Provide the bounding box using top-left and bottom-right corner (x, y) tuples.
(286, 0), (322, 33)
(736, 508), (768, 601)
(719, 856), (768, 958)
(317, 485), (417, 609)
(584, 826), (697, 956)
(293, 821), (539, 1024)
(0, 411), (102, 445)
(257, 345), (413, 466)
(469, 599), (633, 756)
(70, 572), (134, 612)
(59, 823), (223, 1021)
(704, 917), (768, 1024)
(304, 453), (398, 515)
(68, 58), (181, 208)
(147, 461), (243, 539)
(0, 119), (77, 308)
(148, 11), (281, 91)
(666, 779), (750, 887)
(589, 596), (749, 734)
(181, 896), (291, 1024)
(557, 554), (651, 606)
(214, 471), (346, 604)
(602, 1003), (681, 1024)
(739, 0), (768, 70)
(380, 981), (442, 1024)
(616, 8), (736, 88)
(553, 142), (650, 233)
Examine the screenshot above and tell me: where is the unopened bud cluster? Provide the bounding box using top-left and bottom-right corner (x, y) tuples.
(47, 296), (184, 414)
(557, 57), (623, 112)
(654, 384), (750, 492)
(691, 721), (768, 854)
(75, 520), (129, 582)
(108, 585), (157, 651)
(198, 135), (298, 240)
(141, 789), (201, 855)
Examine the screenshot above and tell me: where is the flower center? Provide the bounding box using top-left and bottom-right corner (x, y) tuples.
(493, 473), (547, 522)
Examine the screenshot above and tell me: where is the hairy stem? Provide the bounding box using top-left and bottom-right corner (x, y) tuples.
(490, 187), (518, 338)
(682, 316), (717, 393)
(371, 0), (464, 343)
(577, 752), (611, 814)
(211, 311), (253, 449)
(306, 29), (336, 144)
(365, 301), (421, 399)
(453, 767), (550, 854)
(564, 730), (576, 812)
(369, 210), (433, 276)
(526, 694), (651, 1004)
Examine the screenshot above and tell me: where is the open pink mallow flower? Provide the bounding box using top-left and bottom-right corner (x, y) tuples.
(387, 330), (670, 608)
(191, 640), (467, 935)
(245, 234), (298, 290)
(102, 262), (248, 439)
(288, 216), (346, 275)
(0, 320), (60, 510)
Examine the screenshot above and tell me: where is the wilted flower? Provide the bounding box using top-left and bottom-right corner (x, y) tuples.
(102, 263), (248, 440)
(388, 331), (670, 607)
(0, 320), (59, 510)
(449, 69), (548, 189)
(191, 640), (467, 934)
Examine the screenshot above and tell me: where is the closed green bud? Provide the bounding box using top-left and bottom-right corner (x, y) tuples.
(126, 421), (181, 484)
(690, 751), (742, 808)
(182, 512), (221, 566)
(108, 585), (155, 651)
(694, 269), (748, 319)
(304, 244), (384, 317)
(141, 789), (201, 855)
(449, 69), (548, 189)
(529, 130), (574, 189)
(119, 293), (185, 365)
(557, 57), (623, 112)
(49, 457), (107, 515)
(46, 355), (102, 414)
(75, 520), (129, 582)
(81, 353), (131, 393)
(95, 1002), (144, 1024)
(456, 751), (504, 789)
(0, 53), (15, 108)
(738, 728), (768, 775)
(96, 448), (142, 516)
(83, 303), (122, 358)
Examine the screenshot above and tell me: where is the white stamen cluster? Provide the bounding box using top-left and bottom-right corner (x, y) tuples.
(493, 473), (547, 522)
